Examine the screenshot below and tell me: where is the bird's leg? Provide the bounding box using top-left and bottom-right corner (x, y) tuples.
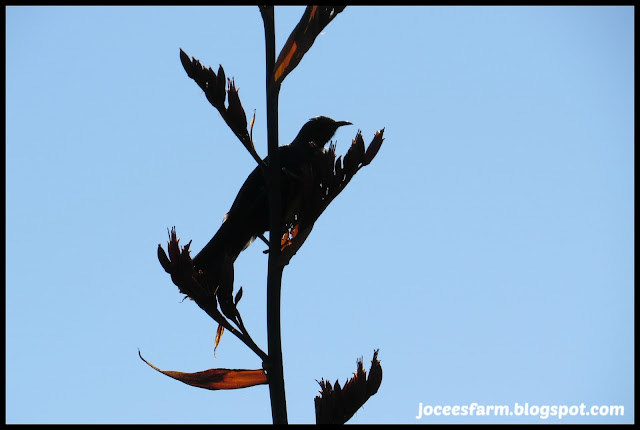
(258, 233), (270, 247)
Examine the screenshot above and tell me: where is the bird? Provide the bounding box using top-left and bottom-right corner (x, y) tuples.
(192, 116), (351, 316)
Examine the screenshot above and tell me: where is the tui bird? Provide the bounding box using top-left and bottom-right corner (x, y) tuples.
(192, 116), (351, 316)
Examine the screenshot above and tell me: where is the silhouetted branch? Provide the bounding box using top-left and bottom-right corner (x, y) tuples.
(179, 49), (266, 169)
(315, 350), (383, 424)
(157, 228), (267, 362)
(280, 128), (386, 265)
(260, 4), (288, 425)
(151, 6), (386, 425)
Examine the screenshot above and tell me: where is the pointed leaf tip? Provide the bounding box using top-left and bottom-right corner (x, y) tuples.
(158, 244), (171, 272)
(273, 6), (346, 85)
(214, 324), (224, 357)
(234, 286), (243, 305)
(139, 350), (267, 390)
(362, 128), (385, 166)
(226, 79), (248, 133)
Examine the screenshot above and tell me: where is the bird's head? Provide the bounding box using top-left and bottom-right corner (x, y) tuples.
(293, 116), (352, 148)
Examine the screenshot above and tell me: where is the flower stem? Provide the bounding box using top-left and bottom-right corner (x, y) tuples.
(260, 5), (288, 425)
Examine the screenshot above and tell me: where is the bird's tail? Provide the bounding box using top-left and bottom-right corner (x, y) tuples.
(192, 214), (255, 319)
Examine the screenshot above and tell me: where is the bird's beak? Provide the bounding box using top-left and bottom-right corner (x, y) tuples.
(335, 121), (352, 128)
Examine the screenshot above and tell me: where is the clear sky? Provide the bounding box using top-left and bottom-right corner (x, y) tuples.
(5, 6), (634, 424)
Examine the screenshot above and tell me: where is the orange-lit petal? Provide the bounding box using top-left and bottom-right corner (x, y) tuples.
(214, 324), (224, 358)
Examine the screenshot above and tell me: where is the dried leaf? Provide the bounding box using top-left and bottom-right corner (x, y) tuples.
(274, 40), (298, 84)
(214, 324), (224, 357)
(249, 110), (256, 143)
(273, 6), (346, 85)
(139, 350), (267, 390)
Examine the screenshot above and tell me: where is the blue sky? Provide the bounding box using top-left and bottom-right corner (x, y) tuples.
(5, 6), (634, 424)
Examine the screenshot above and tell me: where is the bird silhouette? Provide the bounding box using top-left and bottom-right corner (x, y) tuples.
(192, 116), (351, 317)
